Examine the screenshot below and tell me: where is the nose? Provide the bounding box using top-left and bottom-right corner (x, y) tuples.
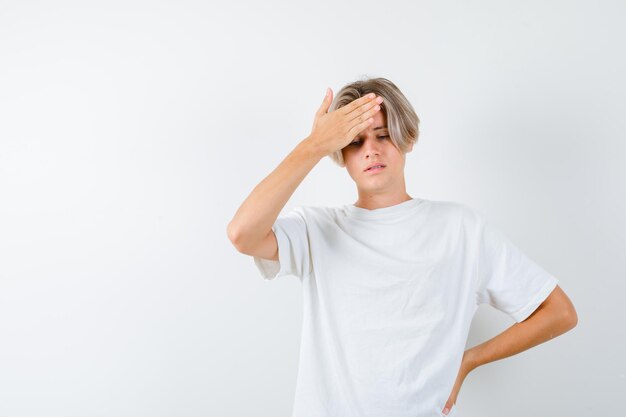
(363, 137), (382, 158)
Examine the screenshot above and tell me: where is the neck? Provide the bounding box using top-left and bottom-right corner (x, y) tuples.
(353, 192), (413, 210)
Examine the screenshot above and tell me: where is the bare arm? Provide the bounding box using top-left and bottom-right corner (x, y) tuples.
(226, 89), (383, 255)
(441, 285), (577, 413)
(227, 138), (323, 254)
(465, 284), (578, 371)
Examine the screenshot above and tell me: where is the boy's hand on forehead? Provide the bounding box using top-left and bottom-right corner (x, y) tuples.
(307, 88), (384, 157)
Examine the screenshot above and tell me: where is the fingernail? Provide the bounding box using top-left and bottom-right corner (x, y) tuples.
(442, 407), (450, 415)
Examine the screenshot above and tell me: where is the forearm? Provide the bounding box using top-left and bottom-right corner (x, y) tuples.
(465, 302), (576, 371)
(227, 136), (324, 249)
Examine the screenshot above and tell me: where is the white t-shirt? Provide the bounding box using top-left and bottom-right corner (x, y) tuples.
(253, 197), (558, 417)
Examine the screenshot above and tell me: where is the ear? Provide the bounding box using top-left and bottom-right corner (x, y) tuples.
(405, 141), (414, 153)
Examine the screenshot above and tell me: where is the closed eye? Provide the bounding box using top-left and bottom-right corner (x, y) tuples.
(350, 135), (389, 146)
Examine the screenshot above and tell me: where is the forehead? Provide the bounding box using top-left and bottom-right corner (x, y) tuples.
(358, 111), (387, 136)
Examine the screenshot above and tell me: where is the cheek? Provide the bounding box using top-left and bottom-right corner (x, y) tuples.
(341, 149), (352, 164)
(342, 151), (356, 166)
(345, 160), (362, 176)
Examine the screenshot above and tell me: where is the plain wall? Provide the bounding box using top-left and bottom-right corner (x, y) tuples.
(0, 0), (624, 416)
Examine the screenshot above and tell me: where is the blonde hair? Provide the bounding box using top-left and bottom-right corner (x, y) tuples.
(327, 76), (420, 168)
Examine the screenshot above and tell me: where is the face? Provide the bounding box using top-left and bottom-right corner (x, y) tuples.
(341, 110), (413, 195)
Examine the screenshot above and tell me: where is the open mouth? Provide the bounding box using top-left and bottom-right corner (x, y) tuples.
(364, 164), (386, 172)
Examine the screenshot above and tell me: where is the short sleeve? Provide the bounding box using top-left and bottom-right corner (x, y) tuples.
(475, 214), (559, 322)
(253, 206), (313, 281)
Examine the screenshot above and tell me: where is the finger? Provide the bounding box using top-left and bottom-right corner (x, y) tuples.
(316, 88), (333, 115)
(347, 115), (374, 139)
(348, 101), (381, 125)
(339, 93), (377, 115)
(346, 95), (382, 120)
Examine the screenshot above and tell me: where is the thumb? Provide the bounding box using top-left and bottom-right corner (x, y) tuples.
(317, 87), (332, 115)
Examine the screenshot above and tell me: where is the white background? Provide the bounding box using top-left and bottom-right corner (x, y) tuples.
(1, 1), (624, 416)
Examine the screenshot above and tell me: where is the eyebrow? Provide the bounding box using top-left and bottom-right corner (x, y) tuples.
(357, 125), (388, 139)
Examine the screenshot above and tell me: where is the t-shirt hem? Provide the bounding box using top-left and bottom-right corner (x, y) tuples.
(510, 275), (559, 322)
(253, 225), (284, 280)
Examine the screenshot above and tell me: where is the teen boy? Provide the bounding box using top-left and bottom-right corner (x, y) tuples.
(227, 77), (577, 417)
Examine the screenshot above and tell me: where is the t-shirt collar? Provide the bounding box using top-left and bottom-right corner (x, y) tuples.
(344, 197), (424, 220)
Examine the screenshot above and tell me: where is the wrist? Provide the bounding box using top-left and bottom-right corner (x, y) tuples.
(463, 348), (480, 373)
(299, 136), (327, 160)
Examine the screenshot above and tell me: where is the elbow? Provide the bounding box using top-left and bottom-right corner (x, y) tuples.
(556, 303), (578, 334)
(564, 306), (578, 330)
(227, 222), (260, 254)
(226, 221), (245, 252)
(547, 284), (578, 331)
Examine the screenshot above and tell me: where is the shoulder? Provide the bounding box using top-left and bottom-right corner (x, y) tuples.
(295, 204), (346, 218)
(283, 205), (338, 227)
(420, 198), (477, 220)
(420, 198), (488, 234)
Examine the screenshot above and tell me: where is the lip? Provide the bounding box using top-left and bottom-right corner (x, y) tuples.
(364, 164), (386, 173)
